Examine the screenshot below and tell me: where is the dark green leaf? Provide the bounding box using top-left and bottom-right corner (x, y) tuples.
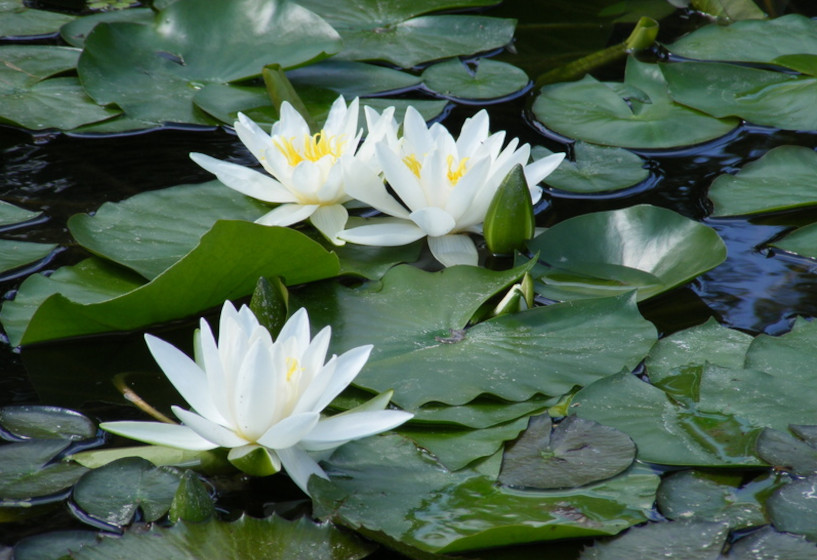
(578, 521), (728, 560)
(727, 526), (817, 559)
(0, 240), (57, 276)
(0, 0), (75, 39)
(168, 470), (214, 523)
(533, 143), (648, 194)
(767, 475), (817, 541)
(756, 427), (817, 475)
(0, 200), (40, 227)
(0, 440), (88, 501)
(59, 7), (154, 48)
(421, 59), (529, 100)
(0, 406), (96, 441)
(289, 60), (422, 97)
(13, 530), (98, 560)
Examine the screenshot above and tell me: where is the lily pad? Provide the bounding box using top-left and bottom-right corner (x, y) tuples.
(0, 0), (75, 39)
(572, 364), (817, 466)
(0, 200), (40, 227)
(578, 521), (729, 560)
(59, 7), (154, 48)
(668, 15), (817, 64)
(71, 514), (375, 560)
(645, 317), (753, 383)
(0, 406), (96, 441)
(687, 0), (766, 21)
(13, 530), (99, 560)
(527, 205), (727, 302)
(656, 470), (777, 528)
(0, 240), (57, 276)
(767, 475), (817, 542)
(69, 446), (229, 475)
(663, 62), (817, 132)
(421, 58), (529, 101)
(727, 526), (817, 560)
(0, 222), (339, 346)
(499, 415), (636, 489)
(78, 0), (342, 125)
(755, 427), (817, 475)
(295, 0), (514, 68)
(0, 440), (88, 501)
(745, 317), (817, 378)
(72, 457), (181, 526)
(532, 57), (738, 149)
(68, 181), (267, 280)
(295, 266), (657, 409)
(311, 434), (659, 554)
(533, 142), (649, 194)
(412, 394), (552, 429)
(288, 59), (422, 97)
(772, 222), (817, 260)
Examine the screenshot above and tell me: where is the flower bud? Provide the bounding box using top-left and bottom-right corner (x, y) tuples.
(483, 164), (535, 255)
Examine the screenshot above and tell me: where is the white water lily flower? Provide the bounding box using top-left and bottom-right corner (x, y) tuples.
(339, 106), (566, 267)
(101, 301), (412, 495)
(190, 96), (394, 245)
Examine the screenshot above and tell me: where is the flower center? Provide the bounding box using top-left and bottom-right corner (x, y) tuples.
(446, 155), (469, 185)
(403, 154), (422, 178)
(285, 357), (302, 382)
(273, 131), (346, 166)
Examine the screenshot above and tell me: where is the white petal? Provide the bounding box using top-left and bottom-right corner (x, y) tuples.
(402, 106), (434, 152)
(189, 153), (296, 203)
(144, 334), (224, 423)
(277, 446), (328, 496)
(173, 406), (247, 448)
(301, 410), (413, 449)
(323, 95), (349, 134)
(300, 325), (332, 378)
(376, 143), (427, 211)
(428, 234), (478, 267)
(444, 156), (492, 224)
(309, 204), (348, 245)
(339, 221), (427, 246)
(100, 421), (218, 451)
(235, 113), (272, 163)
(274, 102), (310, 139)
(296, 344), (373, 414)
(256, 412), (320, 449)
(525, 152), (566, 185)
(276, 307), (310, 348)
(233, 338), (277, 439)
(343, 159), (410, 218)
(255, 203), (318, 227)
(456, 110), (490, 155)
(409, 206), (456, 237)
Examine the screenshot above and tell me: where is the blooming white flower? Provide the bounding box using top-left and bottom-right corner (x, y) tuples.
(338, 106), (565, 267)
(101, 301), (412, 495)
(190, 96), (394, 245)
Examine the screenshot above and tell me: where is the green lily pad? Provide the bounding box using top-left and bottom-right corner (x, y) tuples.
(756, 427), (817, 475)
(645, 317), (753, 383)
(772, 222), (817, 259)
(0, 200), (40, 227)
(727, 526), (817, 559)
(656, 470), (778, 528)
(499, 415), (636, 489)
(532, 57), (738, 149)
(295, 266), (656, 409)
(668, 14), (817, 64)
(13, 530), (99, 560)
(333, 240), (423, 279)
(78, 0), (342, 125)
(71, 514), (375, 560)
(401, 416), (528, 471)
(311, 434), (659, 554)
(295, 0), (513, 68)
(663, 62), (817, 132)
(69, 446), (229, 475)
(578, 521), (729, 560)
(527, 205), (727, 302)
(168, 470), (214, 523)
(0, 406), (96, 441)
(0, 222), (339, 346)
(572, 364), (817, 466)
(72, 457), (181, 526)
(288, 59), (422, 97)
(533, 142), (648, 194)
(0, 0), (75, 39)
(412, 394), (552, 429)
(708, 147), (817, 217)
(68, 181), (267, 280)
(59, 7), (154, 48)
(767, 475), (817, 542)
(0, 239), (57, 276)
(745, 317), (817, 378)
(0, 440), (88, 501)
(688, 0), (767, 21)
(421, 58), (529, 101)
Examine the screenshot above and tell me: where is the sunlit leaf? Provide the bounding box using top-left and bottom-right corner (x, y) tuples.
(533, 143), (648, 194)
(421, 58), (529, 101)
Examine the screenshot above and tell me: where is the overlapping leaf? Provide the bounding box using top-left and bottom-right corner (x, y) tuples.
(533, 143), (649, 194)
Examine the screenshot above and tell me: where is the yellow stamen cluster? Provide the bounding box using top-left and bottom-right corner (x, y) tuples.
(285, 357), (302, 381)
(446, 155), (469, 185)
(273, 131), (346, 167)
(403, 154), (422, 178)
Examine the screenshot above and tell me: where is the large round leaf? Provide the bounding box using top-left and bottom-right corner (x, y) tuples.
(421, 58), (529, 101)
(767, 475), (817, 541)
(78, 0), (341, 124)
(756, 427), (817, 476)
(727, 527), (817, 560)
(745, 317), (817, 377)
(707, 146), (817, 217)
(311, 434), (659, 554)
(527, 205), (727, 301)
(0, 0), (75, 39)
(0, 406), (96, 441)
(295, 265), (656, 409)
(60, 8), (154, 48)
(533, 143), (649, 194)
(0, 440), (88, 501)
(532, 57), (738, 149)
(578, 521), (729, 560)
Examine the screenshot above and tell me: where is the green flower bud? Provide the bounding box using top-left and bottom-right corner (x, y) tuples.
(483, 164), (535, 255)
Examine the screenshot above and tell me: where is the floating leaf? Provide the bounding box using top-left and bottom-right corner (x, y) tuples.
(168, 470), (215, 523)
(578, 521), (729, 560)
(295, 0), (513, 68)
(572, 364), (817, 466)
(0, 201), (40, 227)
(59, 8), (154, 48)
(295, 266), (656, 409)
(421, 59), (529, 101)
(772, 222), (817, 260)
(668, 15), (817, 64)
(532, 57), (737, 149)
(1, 222), (339, 346)
(533, 143), (648, 194)
(0, 240), (57, 276)
(745, 317), (817, 379)
(528, 205), (727, 302)
(689, 0), (766, 21)
(78, 0), (342, 125)
(0, 0), (75, 39)
(72, 457), (181, 526)
(288, 59), (422, 97)
(13, 530), (99, 560)
(0, 406), (96, 441)
(499, 415), (636, 489)
(656, 470), (777, 528)
(645, 317), (753, 383)
(311, 434), (658, 554)
(411, 395), (552, 429)
(0, 440), (88, 501)
(756, 427), (817, 475)
(727, 526), (817, 559)
(767, 475), (817, 542)
(69, 446), (229, 475)
(71, 514), (375, 560)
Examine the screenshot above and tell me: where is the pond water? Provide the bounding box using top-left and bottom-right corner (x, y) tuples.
(3, 0), (817, 557)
